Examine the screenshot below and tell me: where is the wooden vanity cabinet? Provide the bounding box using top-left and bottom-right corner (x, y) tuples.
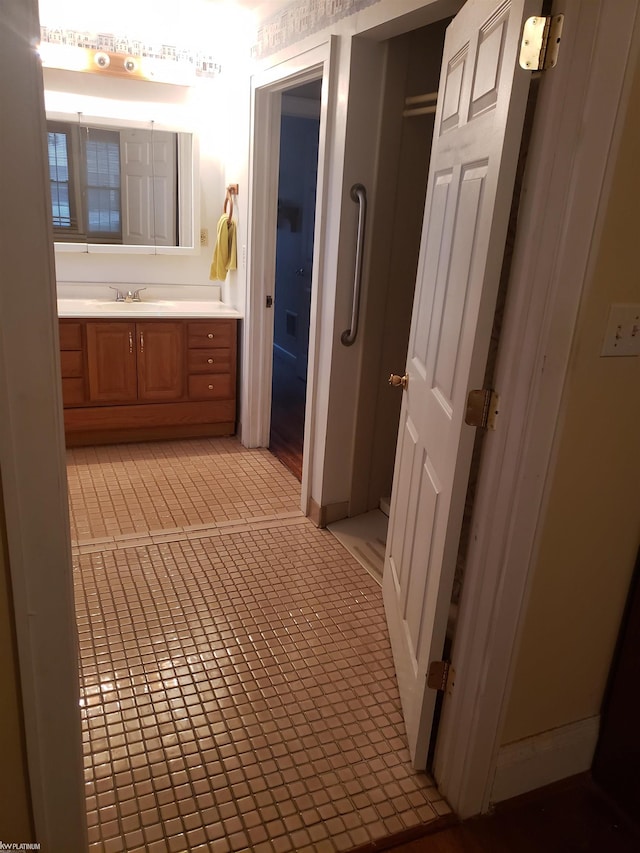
(59, 321), (86, 407)
(137, 322), (185, 403)
(86, 322), (138, 404)
(59, 318), (237, 446)
(86, 321), (184, 404)
(186, 321), (235, 401)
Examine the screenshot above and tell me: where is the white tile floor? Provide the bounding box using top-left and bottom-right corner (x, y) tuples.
(69, 438), (450, 852)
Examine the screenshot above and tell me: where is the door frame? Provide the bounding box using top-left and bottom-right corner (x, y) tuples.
(431, 0), (640, 817)
(242, 39), (335, 513)
(0, 0), (86, 847)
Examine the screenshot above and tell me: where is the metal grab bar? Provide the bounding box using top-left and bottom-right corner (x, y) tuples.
(341, 183), (367, 346)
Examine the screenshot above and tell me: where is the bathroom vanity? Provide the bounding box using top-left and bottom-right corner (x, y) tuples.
(58, 297), (240, 446)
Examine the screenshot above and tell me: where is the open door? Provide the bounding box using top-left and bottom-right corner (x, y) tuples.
(383, 0), (539, 767)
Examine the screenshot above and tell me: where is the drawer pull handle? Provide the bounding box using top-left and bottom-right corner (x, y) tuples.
(208, 384), (214, 390)
(129, 331), (133, 354)
(207, 358), (213, 364)
(207, 333), (214, 339)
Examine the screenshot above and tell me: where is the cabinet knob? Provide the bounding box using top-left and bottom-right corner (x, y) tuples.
(207, 333), (214, 339)
(207, 358), (213, 364)
(208, 384), (213, 390)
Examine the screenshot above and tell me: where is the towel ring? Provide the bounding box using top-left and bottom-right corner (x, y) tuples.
(224, 184), (239, 223)
(224, 193), (234, 222)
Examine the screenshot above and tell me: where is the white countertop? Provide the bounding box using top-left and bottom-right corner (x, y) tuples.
(57, 298), (242, 319)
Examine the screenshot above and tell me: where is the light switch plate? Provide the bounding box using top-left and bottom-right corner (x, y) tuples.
(601, 303), (640, 357)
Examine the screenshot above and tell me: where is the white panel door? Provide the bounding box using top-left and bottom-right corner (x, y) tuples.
(121, 129), (177, 245)
(383, 0), (539, 767)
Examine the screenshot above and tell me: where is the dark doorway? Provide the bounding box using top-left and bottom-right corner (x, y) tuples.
(269, 80), (321, 480)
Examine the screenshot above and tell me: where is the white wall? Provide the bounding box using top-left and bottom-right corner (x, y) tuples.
(39, 0), (258, 310)
(500, 48), (640, 749)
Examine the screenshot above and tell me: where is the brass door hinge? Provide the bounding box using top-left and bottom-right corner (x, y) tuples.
(465, 389), (499, 430)
(427, 660), (455, 694)
(519, 15), (564, 71)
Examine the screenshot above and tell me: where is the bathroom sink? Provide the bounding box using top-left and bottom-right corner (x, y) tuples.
(57, 297), (240, 319)
(92, 300), (178, 309)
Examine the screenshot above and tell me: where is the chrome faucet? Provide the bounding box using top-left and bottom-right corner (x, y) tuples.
(109, 287), (146, 302)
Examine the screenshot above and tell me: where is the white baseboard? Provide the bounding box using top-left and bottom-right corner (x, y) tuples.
(491, 716), (600, 804)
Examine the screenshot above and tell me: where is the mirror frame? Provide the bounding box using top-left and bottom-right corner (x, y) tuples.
(46, 111), (200, 256)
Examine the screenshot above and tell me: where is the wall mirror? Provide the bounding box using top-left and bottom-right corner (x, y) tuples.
(46, 116), (196, 253)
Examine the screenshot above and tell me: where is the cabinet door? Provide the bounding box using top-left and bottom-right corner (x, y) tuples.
(137, 321), (185, 402)
(86, 322), (138, 404)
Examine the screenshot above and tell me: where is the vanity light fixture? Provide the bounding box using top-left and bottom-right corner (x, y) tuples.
(38, 43), (197, 86)
(94, 52), (110, 69)
(37, 41), (91, 73)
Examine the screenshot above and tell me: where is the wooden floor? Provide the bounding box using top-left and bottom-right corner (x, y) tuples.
(269, 349), (306, 481)
(386, 776), (640, 853)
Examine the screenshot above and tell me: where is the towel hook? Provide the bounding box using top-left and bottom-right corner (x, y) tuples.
(224, 183), (239, 223)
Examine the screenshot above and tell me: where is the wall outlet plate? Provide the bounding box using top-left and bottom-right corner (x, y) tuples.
(601, 303), (640, 357)
(200, 228), (209, 247)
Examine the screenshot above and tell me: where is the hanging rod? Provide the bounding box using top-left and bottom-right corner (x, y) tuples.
(403, 105), (437, 118)
(404, 91), (438, 106)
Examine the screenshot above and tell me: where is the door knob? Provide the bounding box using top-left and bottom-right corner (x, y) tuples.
(389, 373), (408, 389)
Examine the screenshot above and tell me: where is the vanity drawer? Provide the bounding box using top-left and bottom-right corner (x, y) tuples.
(59, 321), (83, 350)
(60, 350), (84, 378)
(187, 321), (234, 349)
(187, 348), (232, 374)
(59, 323), (86, 406)
(188, 374), (233, 400)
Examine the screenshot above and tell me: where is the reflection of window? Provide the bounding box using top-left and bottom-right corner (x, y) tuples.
(48, 128), (74, 229)
(84, 129), (121, 236)
(46, 121), (177, 245)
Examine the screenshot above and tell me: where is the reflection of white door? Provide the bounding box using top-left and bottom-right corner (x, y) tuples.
(383, 0), (538, 767)
(121, 129), (176, 245)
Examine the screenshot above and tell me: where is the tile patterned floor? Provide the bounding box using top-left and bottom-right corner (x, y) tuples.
(67, 438), (301, 544)
(69, 439), (450, 853)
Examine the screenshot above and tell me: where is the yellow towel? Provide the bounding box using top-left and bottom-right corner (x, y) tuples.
(209, 214), (237, 281)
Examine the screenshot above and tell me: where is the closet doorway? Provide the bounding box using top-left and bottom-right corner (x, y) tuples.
(350, 19), (450, 517)
(330, 20), (450, 579)
(269, 81), (321, 480)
